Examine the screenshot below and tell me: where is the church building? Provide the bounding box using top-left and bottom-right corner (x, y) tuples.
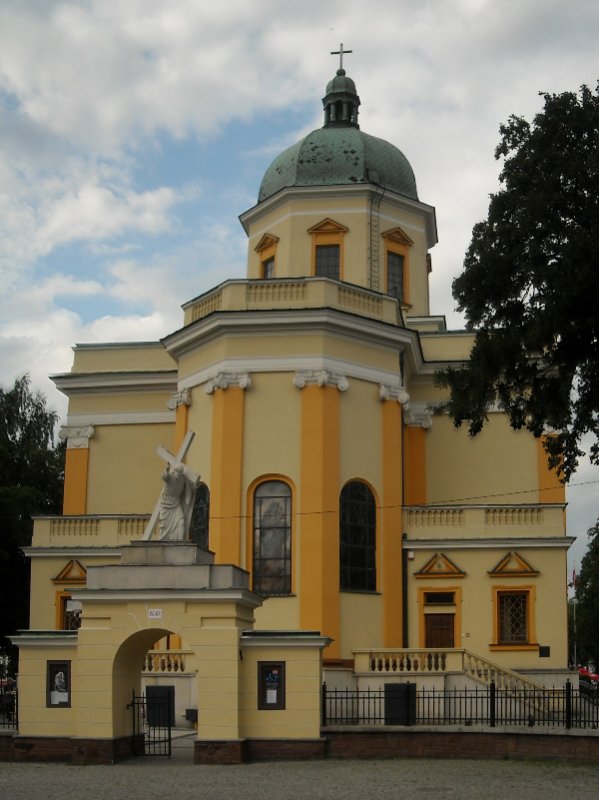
(13, 59), (572, 763)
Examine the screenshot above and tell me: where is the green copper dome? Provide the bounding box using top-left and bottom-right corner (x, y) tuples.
(258, 69), (418, 202)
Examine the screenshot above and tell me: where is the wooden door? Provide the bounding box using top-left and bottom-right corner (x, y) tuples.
(425, 613), (454, 648)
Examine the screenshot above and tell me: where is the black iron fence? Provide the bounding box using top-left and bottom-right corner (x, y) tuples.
(0, 665), (18, 731)
(322, 680), (599, 730)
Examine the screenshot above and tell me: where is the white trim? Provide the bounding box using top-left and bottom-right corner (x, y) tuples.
(10, 632), (78, 647)
(24, 547), (123, 558)
(66, 411), (175, 427)
(241, 634), (332, 649)
(71, 589), (263, 608)
(180, 354), (404, 393)
(403, 537), (574, 550)
(52, 371), (177, 396)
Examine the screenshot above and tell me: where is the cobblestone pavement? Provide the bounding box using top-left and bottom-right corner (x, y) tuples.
(2, 737), (599, 800)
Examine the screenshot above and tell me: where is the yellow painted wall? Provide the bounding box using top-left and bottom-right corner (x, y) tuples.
(86, 423), (174, 513)
(407, 546), (568, 669)
(71, 342), (175, 373)
(426, 415), (541, 505)
(239, 645), (324, 739)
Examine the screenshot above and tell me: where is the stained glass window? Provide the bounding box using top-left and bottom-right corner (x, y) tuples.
(253, 481), (292, 595)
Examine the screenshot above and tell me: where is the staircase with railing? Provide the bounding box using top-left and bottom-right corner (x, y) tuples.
(355, 648), (545, 692)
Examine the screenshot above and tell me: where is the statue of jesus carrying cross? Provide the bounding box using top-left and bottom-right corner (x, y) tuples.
(143, 431), (200, 542)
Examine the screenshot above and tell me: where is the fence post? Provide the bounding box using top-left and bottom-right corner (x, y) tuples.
(321, 682), (327, 727)
(489, 681), (496, 728)
(565, 679), (572, 730)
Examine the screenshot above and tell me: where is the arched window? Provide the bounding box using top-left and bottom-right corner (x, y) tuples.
(190, 483), (210, 550)
(253, 481), (292, 595)
(340, 481), (376, 592)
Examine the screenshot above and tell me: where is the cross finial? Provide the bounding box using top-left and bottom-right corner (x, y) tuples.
(331, 43), (352, 71)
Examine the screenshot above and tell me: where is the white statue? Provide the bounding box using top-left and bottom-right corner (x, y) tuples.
(158, 463), (197, 541)
(142, 431), (200, 542)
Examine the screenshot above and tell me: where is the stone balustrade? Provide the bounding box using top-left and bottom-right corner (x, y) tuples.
(183, 277), (402, 326)
(404, 504), (565, 540)
(354, 648), (544, 691)
(143, 650), (192, 674)
(32, 515), (150, 547)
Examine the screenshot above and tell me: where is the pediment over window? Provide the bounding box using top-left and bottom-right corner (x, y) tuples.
(52, 559), (87, 585)
(307, 218), (349, 235)
(254, 233), (280, 252)
(415, 552), (465, 579)
(382, 226), (414, 246)
(488, 551), (539, 577)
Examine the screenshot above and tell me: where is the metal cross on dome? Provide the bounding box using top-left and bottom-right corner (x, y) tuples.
(331, 43), (353, 70)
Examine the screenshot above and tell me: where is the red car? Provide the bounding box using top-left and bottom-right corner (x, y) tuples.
(579, 667), (599, 682)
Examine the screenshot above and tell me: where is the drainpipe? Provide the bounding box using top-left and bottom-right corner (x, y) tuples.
(402, 532), (409, 647)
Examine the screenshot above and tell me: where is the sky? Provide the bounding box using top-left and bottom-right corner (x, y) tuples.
(0, 0), (598, 570)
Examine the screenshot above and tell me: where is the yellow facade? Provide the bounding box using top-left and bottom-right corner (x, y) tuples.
(14, 65), (572, 759)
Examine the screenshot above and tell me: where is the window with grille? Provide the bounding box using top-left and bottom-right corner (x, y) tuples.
(315, 244), (340, 279)
(498, 592), (528, 643)
(253, 481), (292, 595)
(63, 598), (82, 631)
(387, 251), (404, 301)
(340, 481), (376, 592)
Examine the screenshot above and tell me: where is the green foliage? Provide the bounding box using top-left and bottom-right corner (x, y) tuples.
(0, 375), (64, 656)
(436, 85), (599, 480)
(575, 520), (599, 669)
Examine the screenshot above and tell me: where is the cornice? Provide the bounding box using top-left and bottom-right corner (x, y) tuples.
(164, 307), (424, 371)
(239, 183), (438, 247)
(52, 370), (178, 397)
(403, 537), (574, 550)
(179, 355), (407, 395)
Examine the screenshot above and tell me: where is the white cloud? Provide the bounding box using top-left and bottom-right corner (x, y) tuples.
(0, 0), (598, 560)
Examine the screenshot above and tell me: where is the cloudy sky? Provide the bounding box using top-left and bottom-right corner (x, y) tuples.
(1, 0), (597, 568)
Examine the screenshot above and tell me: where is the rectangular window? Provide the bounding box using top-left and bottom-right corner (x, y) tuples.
(315, 244), (340, 279)
(424, 591), (455, 605)
(262, 256), (275, 279)
(387, 251), (404, 301)
(258, 661), (286, 710)
(498, 592), (528, 644)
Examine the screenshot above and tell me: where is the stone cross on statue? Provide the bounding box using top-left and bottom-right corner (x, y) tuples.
(142, 430), (200, 541)
(331, 43), (353, 70)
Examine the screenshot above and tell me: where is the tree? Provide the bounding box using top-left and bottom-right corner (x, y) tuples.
(0, 375), (64, 663)
(575, 521), (599, 669)
(436, 84), (599, 480)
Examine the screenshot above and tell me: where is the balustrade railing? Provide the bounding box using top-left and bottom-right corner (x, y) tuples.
(143, 650), (191, 674)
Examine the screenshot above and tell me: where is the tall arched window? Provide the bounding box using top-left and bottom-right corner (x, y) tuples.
(340, 481), (376, 592)
(253, 481), (292, 595)
(190, 483), (210, 550)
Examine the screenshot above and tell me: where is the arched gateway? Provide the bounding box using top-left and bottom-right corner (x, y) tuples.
(14, 542), (329, 764)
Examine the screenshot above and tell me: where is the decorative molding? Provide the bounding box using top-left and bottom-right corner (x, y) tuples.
(488, 551), (540, 577)
(403, 402), (433, 429)
(379, 384), (410, 404)
(382, 225), (414, 246)
(59, 425), (95, 449)
(293, 369), (349, 392)
(204, 372), (252, 394)
(66, 412), (175, 427)
(254, 233), (279, 252)
(52, 559), (87, 585)
(167, 388), (191, 410)
(307, 217), (349, 235)
(415, 552), (466, 579)
(180, 355), (406, 394)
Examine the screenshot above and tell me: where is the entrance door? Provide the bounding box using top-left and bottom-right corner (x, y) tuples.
(425, 613), (454, 648)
